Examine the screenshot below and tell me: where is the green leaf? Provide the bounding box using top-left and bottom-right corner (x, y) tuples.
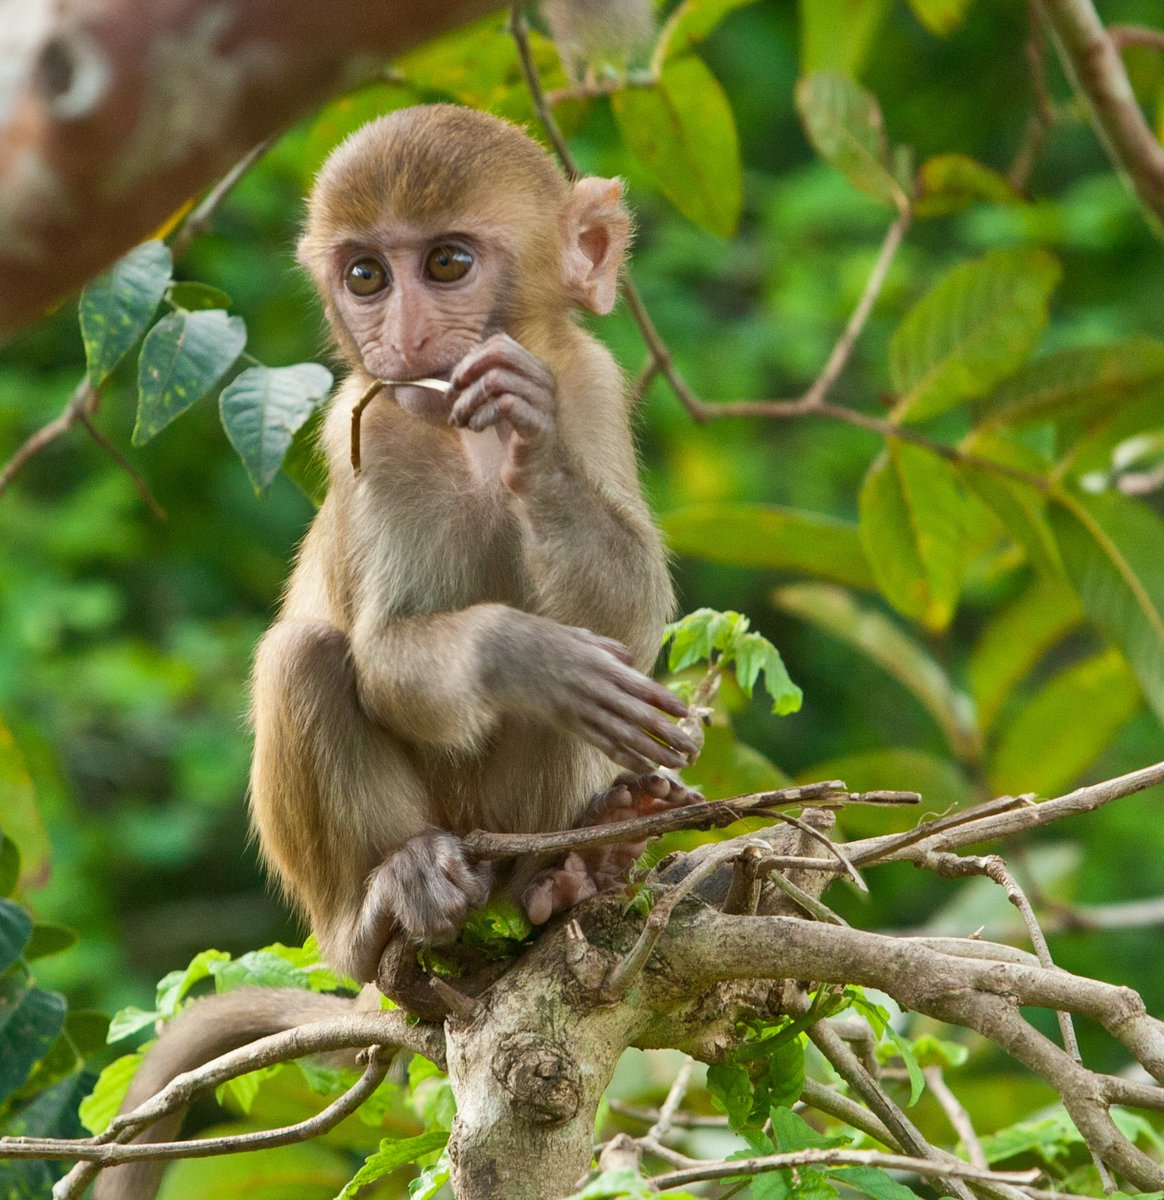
(409, 1152), (452, 1199)
(79, 1052), (143, 1134)
(568, 1168), (660, 1200)
(220, 363), (333, 495)
(1050, 491), (1164, 723)
(858, 444), (967, 631)
(79, 240), (173, 387)
(794, 72), (906, 209)
(978, 339), (1164, 428)
(890, 248), (1061, 422)
(907, 0), (972, 36)
(771, 1105), (850, 1151)
(64, 1010), (111, 1058)
(797, 0), (892, 78)
(334, 1131), (450, 1199)
(958, 462), (1060, 578)
(107, 1004), (161, 1042)
(879, 1025), (925, 1105)
(23, 923), (78, 961)
(988, 651), (1141, 796)
(830, 1167), (923, 1200)
(133, 309), (247, 446)
(0, 834), (18, 898)
(0, 719), (49, 890)
(915, 153), (1023, 217)
(0, 975), (67, 1101)
(663, 607), (745, 672)
(663, 504), (876, 590)
(656, 0), (760, 64)
(167, 281), (233, 311)
(708, 1061), (754, 1129)
(155, 948), (232, 1015)
(0, 897), (32, 973)
(612, 55), (742, 238)
(734, 631), (803, 714)
(967, 577), (1083, 733)
(5, 1069), (92, 1140)
(210, 949), (315, 992)
(775, 583), (979, 758)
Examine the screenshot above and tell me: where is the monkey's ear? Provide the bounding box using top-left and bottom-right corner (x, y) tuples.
(562, 177), (630, 315)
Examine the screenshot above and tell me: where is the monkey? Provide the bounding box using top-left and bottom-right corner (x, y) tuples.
(94, 104), (694, 1200)
(250, 103), (697, 986)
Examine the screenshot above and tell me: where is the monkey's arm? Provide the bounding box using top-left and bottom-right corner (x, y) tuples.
(448, 334), (673, 665)
(349, 603), (692, 773)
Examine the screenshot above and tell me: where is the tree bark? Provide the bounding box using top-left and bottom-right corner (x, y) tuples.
(0, 0), (499, 336)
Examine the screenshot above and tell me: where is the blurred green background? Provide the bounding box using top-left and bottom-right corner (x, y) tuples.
(1, 0), (1163, 1141)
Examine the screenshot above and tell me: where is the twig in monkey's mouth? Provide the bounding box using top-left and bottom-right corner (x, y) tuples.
(350, 377), (453, 474)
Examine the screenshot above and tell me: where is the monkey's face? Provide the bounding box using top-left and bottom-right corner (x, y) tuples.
(327, 221), (511, 423)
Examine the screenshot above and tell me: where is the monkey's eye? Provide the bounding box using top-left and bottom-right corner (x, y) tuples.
(344, 257), (389, 297)
(425, 244), (473, 283)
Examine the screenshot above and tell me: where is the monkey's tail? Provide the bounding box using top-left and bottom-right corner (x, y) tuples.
(91, 987), (355, 1200)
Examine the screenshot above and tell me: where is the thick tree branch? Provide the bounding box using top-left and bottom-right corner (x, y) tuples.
(1037, 0), (1164, 234)
(0, 0), (500, 335)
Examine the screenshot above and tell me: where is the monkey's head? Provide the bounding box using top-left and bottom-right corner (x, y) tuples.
(299, 105), (630, 421)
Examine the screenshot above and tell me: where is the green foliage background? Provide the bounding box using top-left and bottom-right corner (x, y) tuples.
(2, 0), (1164, 1194)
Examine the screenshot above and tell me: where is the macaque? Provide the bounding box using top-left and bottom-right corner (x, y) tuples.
(94, 104), (692, 1200)
(252, 103), (694, 985)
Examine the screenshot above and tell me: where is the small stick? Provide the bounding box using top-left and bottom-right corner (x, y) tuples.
(349, 377), (451, 474)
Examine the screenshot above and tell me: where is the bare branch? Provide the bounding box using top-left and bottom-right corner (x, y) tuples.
(848, 761), (1164, 867)
(1038, 0), (1164, 233)
(650, 1147), (1040, 1191)
(1108, 24), (1164, 55)
(0, 379), (98, 497)
(924, 1066), (988, 1170)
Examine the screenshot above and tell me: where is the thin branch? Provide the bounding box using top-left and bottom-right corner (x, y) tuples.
(35, 1048), (389, 1183)
(924, 1066), (989, 1170)
(1038, 0), (1164, 234)
(847, 761), (1164, 867)
(1107, 24), (1164, 55)
(462, 782), (919, 860)
(77, 414), (166, 520)
(649, 1147), (1040, 1191)
(1011, 1), (1056, 190)
(0, 379), (99, 499)
(648, 1058), (695, 1142)
(169, 137), (275, 260)
(798, 995), (978, 1200)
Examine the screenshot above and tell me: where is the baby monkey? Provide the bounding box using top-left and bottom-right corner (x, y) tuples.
(252, 103), (697, 985)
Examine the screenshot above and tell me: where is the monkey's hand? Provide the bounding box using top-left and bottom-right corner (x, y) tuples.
(360, 830), (493, 956)
(446, 332), (563, 492)
(483, 616), (696, 773)
(522, 772), (702, 925)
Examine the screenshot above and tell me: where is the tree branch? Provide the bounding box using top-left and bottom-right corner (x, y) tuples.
(1037, 0), (1164, 234)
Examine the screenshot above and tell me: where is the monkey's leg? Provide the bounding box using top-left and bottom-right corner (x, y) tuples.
(252, 621), (487, 982)
(522, 772), (701, 925)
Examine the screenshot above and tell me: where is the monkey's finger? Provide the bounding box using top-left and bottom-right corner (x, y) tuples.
(578, 632), (635, 666)
(452, 333), (555, 394)
(578, 676), (696, 756)
(596, 665), (689, 720)
(575, 718), (660, 774)
(577, 709), (689, 771)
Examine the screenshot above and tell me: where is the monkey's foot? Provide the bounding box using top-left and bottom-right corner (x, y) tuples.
(358, 830), (492, 964)
(522, 772), (700, 925)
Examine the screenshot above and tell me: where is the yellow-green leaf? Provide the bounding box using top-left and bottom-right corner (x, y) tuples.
(774, 583), (979, 758)
(656, 0), (760, 65)
(798, 0), (892, 78)
(988, 652), (1141, 796)
(858, 444), (968, 631)
(612, 55), (742, 237)
(915, 153), (1024, 217)
(890, 248), (1061, 423)
(967, 578), (1083, 734)
(663, 504), (875, 590)
(1050, 491), (1164, 724)
(907, 0), (973, 36)
(795, 72), (906, 209)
